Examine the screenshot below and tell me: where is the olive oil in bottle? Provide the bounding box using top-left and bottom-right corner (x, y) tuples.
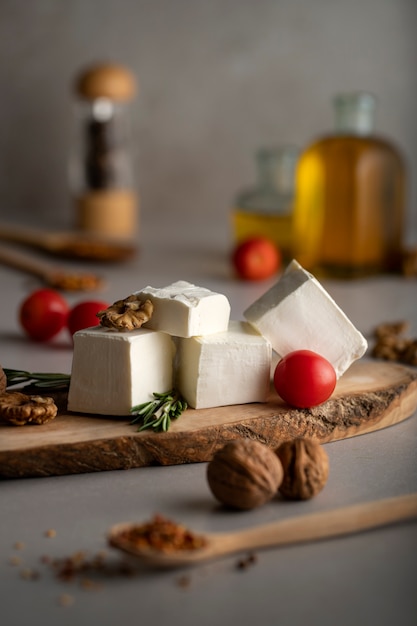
(292, 93), (406, 277)
(232, 146), (298, 262)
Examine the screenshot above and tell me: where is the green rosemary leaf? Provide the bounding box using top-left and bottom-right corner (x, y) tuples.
(153, 391), (170, 399)
(4, 368), (71, 390)
(132, 402), (154, 416)
(130, 389), (187, 433)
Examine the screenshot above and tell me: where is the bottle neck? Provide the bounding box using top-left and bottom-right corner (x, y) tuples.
(256, 147), (298, 193)
(333, 92), (376, 135)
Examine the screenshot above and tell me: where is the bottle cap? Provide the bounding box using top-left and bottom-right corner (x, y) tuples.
(75, 63), (137, 102)
(333, 92), (376, 135)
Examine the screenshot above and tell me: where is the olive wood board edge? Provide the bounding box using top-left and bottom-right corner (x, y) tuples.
(1, 360), (416, 479)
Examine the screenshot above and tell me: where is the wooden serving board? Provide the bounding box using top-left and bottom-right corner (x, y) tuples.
(1, 360), (417, 479)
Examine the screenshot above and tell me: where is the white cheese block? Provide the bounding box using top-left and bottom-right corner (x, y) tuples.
(134, 280), (231, 338)
(67, 326), (175, 416)
(243, 260), (368, 378)
(175, 320), (272, 409)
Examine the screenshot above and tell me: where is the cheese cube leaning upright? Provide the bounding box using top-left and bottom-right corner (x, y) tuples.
(135, 280), (231, 338)
(244, 260), (368, 378)
(175, 320), (272, 409)
(67, 326), (175, 416)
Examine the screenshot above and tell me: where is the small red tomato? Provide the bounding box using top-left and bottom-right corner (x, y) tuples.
(19, 288), (69, 341)
(273, 350), (337, 408)
(67, 300), (110, 336)
(232, 237), (281, 281)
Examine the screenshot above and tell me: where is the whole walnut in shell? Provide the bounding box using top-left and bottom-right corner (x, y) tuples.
(207, 439), (284, 510)
(275, 438), (329, 500)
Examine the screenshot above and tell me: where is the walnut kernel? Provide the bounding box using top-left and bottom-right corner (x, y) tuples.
(0, 391), (58, 426)
(97, 296), (153, 331)
(371, 320), (417, 365)
(207, 439), (284, 510)
(275, 438), (329, 500)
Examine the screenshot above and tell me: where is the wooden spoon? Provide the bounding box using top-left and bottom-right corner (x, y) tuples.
(0, 222), (137, 262)
(108, 492), (417, 569)
(0, 243), (104, 291)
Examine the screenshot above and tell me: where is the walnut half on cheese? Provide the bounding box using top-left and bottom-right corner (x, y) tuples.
(244, 260), (368, 378)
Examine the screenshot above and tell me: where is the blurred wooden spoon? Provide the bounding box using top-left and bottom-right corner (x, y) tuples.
(0, 243), (104, 291)
(0, 222), (137, 262)
(108, 492), (417, 569)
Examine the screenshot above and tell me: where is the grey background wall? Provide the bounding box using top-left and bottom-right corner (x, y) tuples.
(1, 0), (416, 247)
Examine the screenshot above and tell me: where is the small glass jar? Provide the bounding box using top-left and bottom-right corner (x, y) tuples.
(231, 146), (299, 263)
(69, 63), (138, 239)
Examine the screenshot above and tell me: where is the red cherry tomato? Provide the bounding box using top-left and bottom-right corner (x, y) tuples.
(232, 237), (281, 281)
(273, 350), (336, 408)
(19, 288), (69, 341)
(67, 300), (109, 336)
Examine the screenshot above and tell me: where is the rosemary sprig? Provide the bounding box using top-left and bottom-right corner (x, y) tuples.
(130, 389), (187, 433)
(4, 368), (71, 390)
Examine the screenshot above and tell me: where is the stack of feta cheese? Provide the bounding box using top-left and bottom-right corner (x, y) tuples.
(67, 261), (367, 416)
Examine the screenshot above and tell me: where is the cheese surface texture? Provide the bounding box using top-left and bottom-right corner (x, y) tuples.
(175, 320), (272, 409)
(135, 280), (230, 338)
(68, 326), (175, 416)
(244, 260), (368, 378)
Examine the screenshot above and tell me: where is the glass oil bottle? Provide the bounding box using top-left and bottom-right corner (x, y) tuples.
(232, 146), (299, 263)
(292, 92), (406, 277)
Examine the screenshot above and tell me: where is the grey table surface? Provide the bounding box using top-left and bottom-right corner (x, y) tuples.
(1, 217), (416, 626)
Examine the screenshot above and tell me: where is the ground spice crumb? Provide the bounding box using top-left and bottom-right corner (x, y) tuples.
(40, 554), (52, 564)
(176, 574), (192, 589)
(48, 549), (136, 586)
(118, 562), (137, 577)
(20, 568), (41, 580)
(58, 593), (74, 607)
(236, 552), (258, 570)
(8, 555), (22, 566)
(13, 541), (25, 550)
(80, 578), (103, 591)
(45, 529), (57, 538)
(51, 550), (89, 582)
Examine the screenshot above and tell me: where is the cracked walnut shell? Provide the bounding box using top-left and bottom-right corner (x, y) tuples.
(207, 439), (284, 510)
(275, 439), (329, 500)
(0, 391), (58, 426)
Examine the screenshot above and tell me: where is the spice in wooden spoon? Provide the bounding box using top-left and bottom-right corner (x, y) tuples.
(108, 493), (417, 569)
(46, 269), (104, 291)
(0, 243), (104, 291)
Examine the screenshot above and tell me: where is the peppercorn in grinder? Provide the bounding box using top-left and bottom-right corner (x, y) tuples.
(69, 63), (138, 239)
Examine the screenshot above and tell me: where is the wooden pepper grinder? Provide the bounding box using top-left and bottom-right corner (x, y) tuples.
(70, 63), (139, 239)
